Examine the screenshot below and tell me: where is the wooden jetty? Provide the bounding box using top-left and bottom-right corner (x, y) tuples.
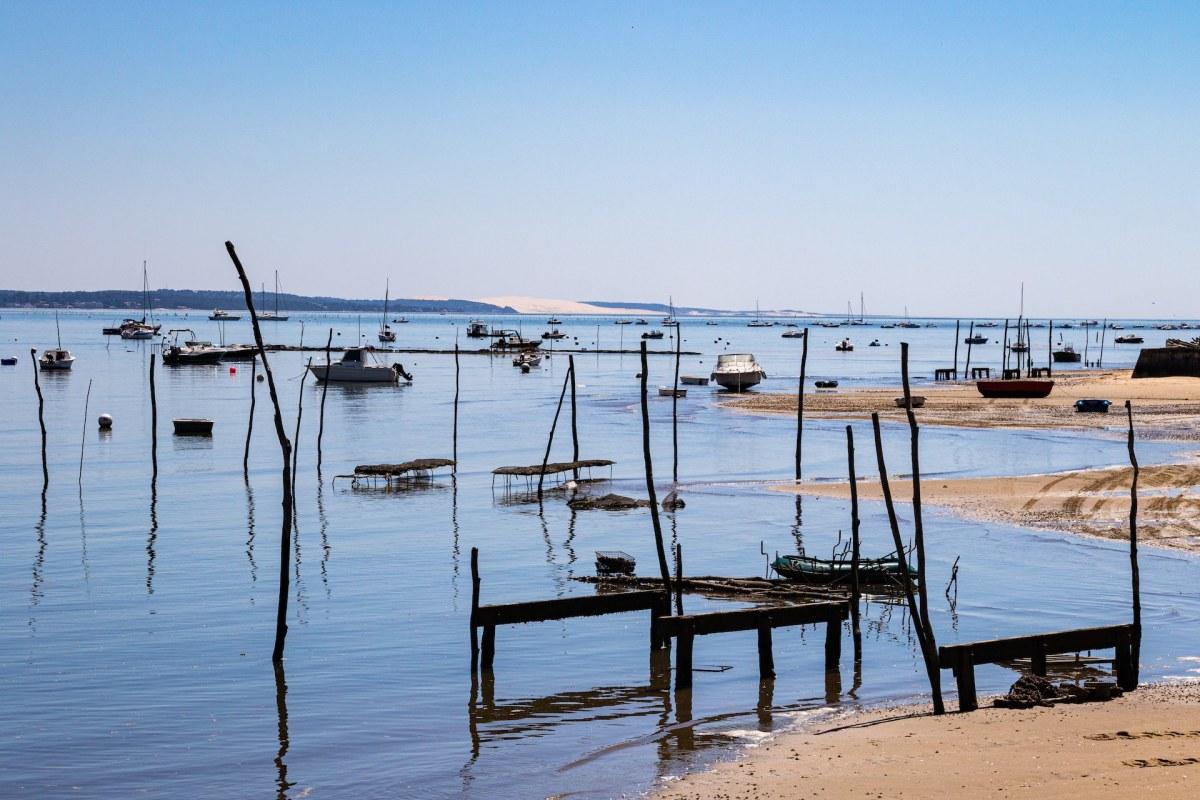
(938, 623), (1138, 712)
(658, 601), (849, 688)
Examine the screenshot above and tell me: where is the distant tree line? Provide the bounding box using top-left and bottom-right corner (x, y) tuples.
(0, 289), (516, 314)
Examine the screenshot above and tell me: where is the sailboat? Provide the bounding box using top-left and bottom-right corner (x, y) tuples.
(663, 296), (679, 327)
(117, 262), (161, 339)
(378, 280), (397, 343)
(259, 271), (289, 321)
(849, 292), (868, 325)
(40, 311), (75, 370)
(747, 300), (773, 327)
(896, 306), (920, 329)
(1008, 284), (1030, 354)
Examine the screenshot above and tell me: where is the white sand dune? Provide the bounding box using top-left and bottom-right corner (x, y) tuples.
(477, 295), (661, 315)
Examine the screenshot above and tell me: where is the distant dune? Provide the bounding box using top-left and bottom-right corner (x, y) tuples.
(477, 296), (661, 315)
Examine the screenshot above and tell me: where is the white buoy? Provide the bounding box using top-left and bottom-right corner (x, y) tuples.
(98, 413), (113, 429)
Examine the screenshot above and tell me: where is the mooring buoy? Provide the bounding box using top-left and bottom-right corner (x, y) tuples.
(98, 413), (113, 430)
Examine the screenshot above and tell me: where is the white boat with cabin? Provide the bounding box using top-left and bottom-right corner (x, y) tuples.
(307, 347), (405, 383)
(710, 353), (766, 392)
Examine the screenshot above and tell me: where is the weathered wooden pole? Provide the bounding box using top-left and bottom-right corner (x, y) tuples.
(846, 424), (862, 664)
(1048, 320), (1054, 376)
(536, 362), (573, 500)
(900, 343), (944, 713)
(964, 322), (974, 377)
(1125, 400), (1141, 682)
(1099, 319), (1107, 368)
(1001, 319), (1010, 373)
(225, 241), (293, 664)
(78, 379), (93, 485)
(569, 354), (579, 480)
(244, 357), (258, 480)
(795, 328), (809, 481)
(672, 324), (681, 483)
(674, 542), (684, 616)
(30, 349), (48, 491)
(291, 359), (310, 499)
(316, 329), (332, 474)
(952, 320), (960, 379)
(470, 546), (481, 670)
(640, 341), (673, 614)
(453, 341), (461, 471)
(149, 352), (158, 484)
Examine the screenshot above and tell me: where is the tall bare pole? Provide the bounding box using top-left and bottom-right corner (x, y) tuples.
(31, 349), (48, 491)
(569, 354), (579, 480)
(1125, 400), (1141, 680)
(536, 361), (572, 500)
(149, 352), (158, 483)
(795, 328), (809, 481)
(964, 322), (974, 377)
(952, 320), (960, 379)
(640, 341), (673, 610)
(78, 379), (93, 485)
(1048, 320), (1053, 377)
(316, 329), (332, 475)
(846, 424), (862, 663)
(672, 324), (681, 483)
(244, 358), (258, 480)
(225, 241), (293, 663)
(453, 340), (461, 471)
(291, 359), (310, 499)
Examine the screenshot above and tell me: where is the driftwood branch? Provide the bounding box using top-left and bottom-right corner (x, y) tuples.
(1126, 400), (1141, 681)
(31, 349), (48, 491)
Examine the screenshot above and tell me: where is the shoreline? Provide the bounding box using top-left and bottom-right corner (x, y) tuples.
(653, 681), (1200, 799)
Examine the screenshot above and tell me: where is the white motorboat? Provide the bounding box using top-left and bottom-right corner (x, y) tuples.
(121, 325), (156, 340)
(466, 320), (490, 338)
(710, 353), (765, 392)
(210, 309), (241, 321)
(513, 353), (542, 368)
(39, 348), (75, 371)
(307, 347), (405, 383)
(836, 338), (854, 352)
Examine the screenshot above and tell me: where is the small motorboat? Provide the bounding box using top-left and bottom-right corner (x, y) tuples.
(895, 396), (926, 408)
(490, 331), (542, 352)
(634, 319), (649, 325)
(378, 324), (397, 343)
(1, 356), (17, 366)
(120, 324), (156, 340)
(814, 379), (839, 389)
(513, 353), (542, 368)
(835, 338), (854, 352)
(308, 347), (406, 383)
(680, 375), (709, 386)
(209, 309), (241, 321)
(542, 328), (566, 340)
(710, 353), (766, 391)
(1075, 399), (1111, 414)
(39, 348), (75, 371)
(781, 330), (805, 338)
(964, 335), (987, 345)
(772, 554), (917, 586)
(658, 387), (687, 398)
(976, 380), (1054, 398)
(614, 319), (632, 325)
(392, 317), (410, 324)
(879, 323), (895, 329)
(1114, 335), (1144, 344)
(466, 320), (490, 338)
(161, 330), (224, 365)
(172, 418), (214, 436)
(705, 320), (719, 326)
(641, 330), (664, 340)
(546, 317), (562, 326)
(869, 339), (881, 347)
(1052, 345), (1082, 363)
(1009, 342), (1029, 353)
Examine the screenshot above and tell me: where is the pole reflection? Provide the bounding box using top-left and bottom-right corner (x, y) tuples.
(147, 485), (158, 595)
(273, 661), (293, 799)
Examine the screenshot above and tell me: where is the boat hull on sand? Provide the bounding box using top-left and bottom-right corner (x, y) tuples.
(976, 380), (1054, 398)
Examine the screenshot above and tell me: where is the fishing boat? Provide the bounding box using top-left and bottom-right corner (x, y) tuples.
(259, 271), (289, 321)
(705, 320), (719, 326)
(977, 321), (999, 328)
(209, 309), (241, 321)
(546, 317), (562, 326)
(771, 554), (917, 586)
(1052, 344), (1082, 363)
(378, 280), (397, 343)
(1114, 334), (1144, 344)
(466, 320), (490, 338)
(976, 379), (1054, 398)
(835, 338), (854, 352)
(307, 347), (405, 383)
(964, 335), (987, 345)
(512, 352), (542, 368)
(641, 329), (664, 340)
(489, 331), (541, 352)
(40, 312), (74, 371)
(1009, 342), (1029, 353)
(392, 317), (410, 324)
(710, 353), (766, 391)
(160, 330), (224, 366)
(542, 327), (566, 340)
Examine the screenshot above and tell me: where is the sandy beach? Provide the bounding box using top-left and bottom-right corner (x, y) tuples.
(654, 682), (1200, 799)
(726, 371), (1200, 440)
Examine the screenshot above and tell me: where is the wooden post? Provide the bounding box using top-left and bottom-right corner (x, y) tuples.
(674, 543), (684, 616)
(225, 241), (294, 664)
(952, 320), (960, 379)
(1032, 640), (1048, 677)
(316, 329), (331, 474)
(824, 612), (842, 670)
(1126, 400), (1141, 683)
(757, 615), (775, 679)
(846, 425), (862, 664)
(901, 343), (944, 714)
(149, 352), (158, 484)
(1001, 319), (1009, 373)
(1048, 320), (1053, 377)
(78, 379), (93, 485)
(1115, 627), (1136, 691)
(676, 623), (695, 689)
(795, 328), (808, 481)
(470, 546), (481, 670)
(244, 357), (257, 480)
(672, 323), (681, 483)
(291, 359), (310, 499)
(640, 341), (673, 614)
(31, 349), (48, 491)
(536, 362), (572, 500)
(964, 322), (974, 378)
(569, 354), (579, 480)
(1099, 319), (1107, 368)
(955, 649), (978, 711)
(481, 624), (496, 672)
(453, 340), (460, 471)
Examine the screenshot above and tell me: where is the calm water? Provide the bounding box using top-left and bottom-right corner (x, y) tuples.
(2, 310), (1199, 799)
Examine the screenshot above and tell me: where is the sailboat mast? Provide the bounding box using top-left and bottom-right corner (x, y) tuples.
(860, 291), (865, 322)
(55, 310), (62, 349)
(382, 279), (389, 328)
(274, 270), (280, 316)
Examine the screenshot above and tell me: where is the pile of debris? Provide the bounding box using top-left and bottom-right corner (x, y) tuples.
(993, 674), (1125, 709)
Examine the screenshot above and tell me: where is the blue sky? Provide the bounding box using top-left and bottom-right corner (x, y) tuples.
(1, 2), (1197, 316)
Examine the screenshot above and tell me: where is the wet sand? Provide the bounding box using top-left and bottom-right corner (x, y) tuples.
(781, 459), (1200, 553)
(654, 682), (1200, 800)
(726, 371), (1200, 440)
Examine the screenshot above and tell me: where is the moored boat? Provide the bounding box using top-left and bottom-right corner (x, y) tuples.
(1052, 344), (1082, 363)
(172, 418), (214, 436)
(710, 353), (765, 391)
(976, 379), (1054, 398)
(39, 348), (74, 371)
(772, 554), (917, 586)
(1114, 335), (1144, 344)
(641, 329), (664, 339)
(209, 309), (241, 321)
(490, 331), (541, 352)
(835, 338), (853, 351)
(466, 320), (490, 338)
(307, 347), (406, 383)
(964, 335), (987, 345)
